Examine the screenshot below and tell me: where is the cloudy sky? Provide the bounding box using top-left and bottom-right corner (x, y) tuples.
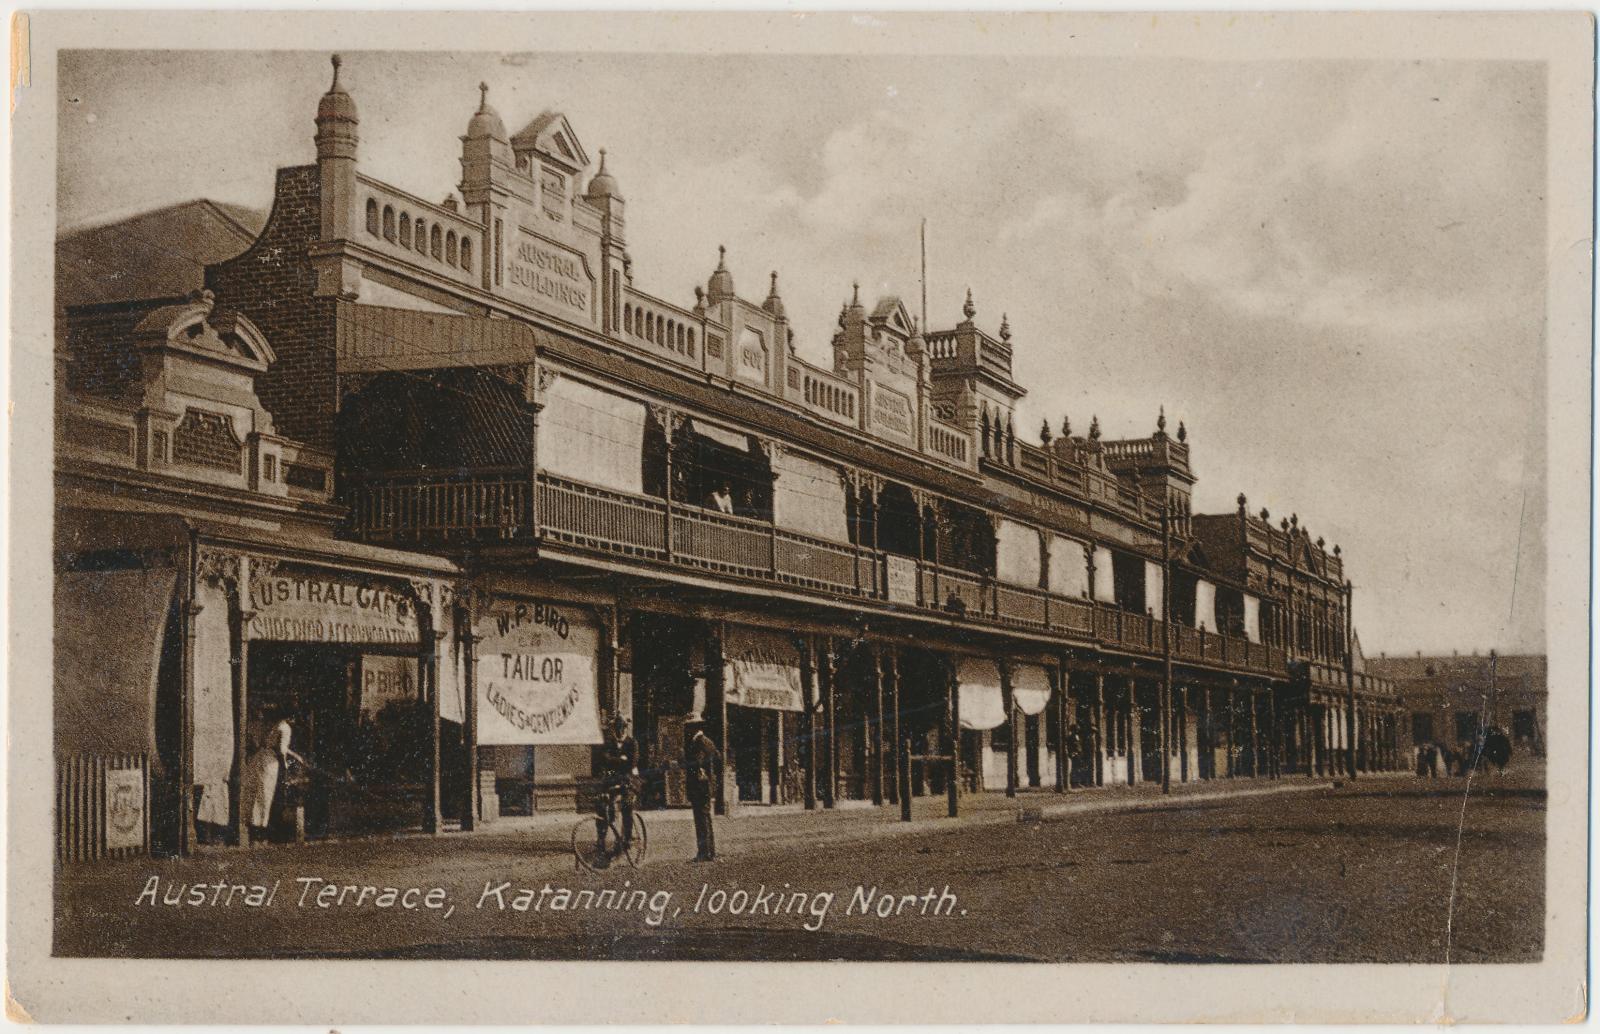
(58, 49), (1548, 655)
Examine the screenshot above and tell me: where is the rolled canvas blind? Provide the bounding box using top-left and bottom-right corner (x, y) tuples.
(956, 657), (1006, 731)
(1243, 594), (1261, 643)
(191, 579), (234, 828)
(538, 375), (647, 495)
(1092, 546), (1117, 603)
(1195, 579), (1218, 632)
(772, 449), (850, 544)
(54, 567), (176, 757)
(995, 519), (1041, 587)
(1011, 664), (1052, 716)
(1144, 561), (1164, 616)
(1048, 535), (1089, 597)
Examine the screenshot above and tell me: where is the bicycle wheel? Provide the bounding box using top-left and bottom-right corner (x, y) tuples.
(571, 817), (611, 873)
(623, 814), (648, 867)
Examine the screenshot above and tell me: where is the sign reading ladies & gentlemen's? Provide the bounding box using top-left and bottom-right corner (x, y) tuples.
(476, 598), (603, 745)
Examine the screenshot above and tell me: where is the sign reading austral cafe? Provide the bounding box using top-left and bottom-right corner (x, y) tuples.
(247, 569), (419, 645)
(477, 598), (603, 745)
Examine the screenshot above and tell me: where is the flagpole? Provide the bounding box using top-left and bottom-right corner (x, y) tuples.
(920, 218), (928, 331)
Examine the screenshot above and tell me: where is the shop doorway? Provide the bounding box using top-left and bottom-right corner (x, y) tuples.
(246, 642), (426, 841)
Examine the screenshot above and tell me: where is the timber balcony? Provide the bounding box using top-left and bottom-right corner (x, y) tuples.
(345, 472), (1289, 678)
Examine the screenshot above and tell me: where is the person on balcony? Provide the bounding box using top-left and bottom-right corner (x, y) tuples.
(710, 482), (735, 515)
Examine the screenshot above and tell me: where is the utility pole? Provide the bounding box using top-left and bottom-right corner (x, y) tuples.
(1161, 500), (1173, 794)
(1344, 579), (1357, 780)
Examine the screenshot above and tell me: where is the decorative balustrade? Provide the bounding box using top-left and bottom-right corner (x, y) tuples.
(927, 419), (970, 466)
(345, 472), (1286, 677)
(620, 287), (701, 368)
(356, 175), (483, 290)
(790, 361), (859, 427)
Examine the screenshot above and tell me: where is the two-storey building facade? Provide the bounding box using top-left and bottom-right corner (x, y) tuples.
(55, 57), (1408, 859)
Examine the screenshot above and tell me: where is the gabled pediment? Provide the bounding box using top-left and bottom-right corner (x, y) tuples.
(869, 296), (916, 337)
(133, 291), (275, 374)
(511, 110), (588, 173)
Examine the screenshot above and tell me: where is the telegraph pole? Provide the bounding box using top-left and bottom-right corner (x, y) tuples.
(1344, 579), (1357, 780)
(1161, 500), (1173, 794)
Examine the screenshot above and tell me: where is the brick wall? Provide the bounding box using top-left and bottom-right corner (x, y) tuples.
(206, 165), (339, 449)
(58, 301), (169, 403)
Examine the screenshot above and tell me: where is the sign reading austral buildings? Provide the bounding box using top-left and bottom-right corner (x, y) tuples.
(506, 230), (594, 323)
(477, 598), (604, 745)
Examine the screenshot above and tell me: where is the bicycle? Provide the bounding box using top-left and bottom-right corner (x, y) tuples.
(572, 783), (648, 872)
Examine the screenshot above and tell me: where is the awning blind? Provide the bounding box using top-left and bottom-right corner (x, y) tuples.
(995, 519), (1042, 587)
(1093, 546), (1118, 603)
(1144, 561), (1165, 617)
(537, 375), (647, 495)
(1048, 535), (1089, 597)
(772, 450), (850, 544)
(192, 579), (234, 828)
(54, 567), (177, 756)
(1195, 579), (1218, 632)
(957, 657), (1006, 731)
(1011, 664), (1052, 716)
(1243, 594), (1261, 643)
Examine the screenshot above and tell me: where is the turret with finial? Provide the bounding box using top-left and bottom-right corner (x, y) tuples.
(706, 244), (735, 304)
(762, 270), (786, 320)
(316, 53), (360, 156)
(586, 146), (622, 201)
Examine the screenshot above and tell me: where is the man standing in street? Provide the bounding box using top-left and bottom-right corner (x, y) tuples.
(685, 720), (722, 863)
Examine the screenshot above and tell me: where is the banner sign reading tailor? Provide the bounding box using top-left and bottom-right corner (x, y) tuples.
(476, 598), (603, 745)
(248, 570), (419, 645)
(723, 627), (804, 712)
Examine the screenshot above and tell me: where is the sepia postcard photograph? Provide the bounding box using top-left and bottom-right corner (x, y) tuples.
(6, 8), (1593, 1027)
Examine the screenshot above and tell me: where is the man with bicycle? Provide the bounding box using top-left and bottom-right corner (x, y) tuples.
(592, 713), (638, 869)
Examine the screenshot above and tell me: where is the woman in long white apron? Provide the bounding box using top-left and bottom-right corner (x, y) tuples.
(241, 716), (295, 837)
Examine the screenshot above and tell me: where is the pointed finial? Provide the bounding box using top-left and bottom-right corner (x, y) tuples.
(1260, 507), (1270, 522)
(1317, 536), (1326, 549)
(851, 281), (860, 306)
(1333, 544), (1341, 556)
(1281, 517), (1290, 531)
(770, 270), (779, 293)
(478, 81), (489, 110)
(1089, 415), (1101, 441)
(999, 313), (1011, 342)
(962, 288), (976, 320)
(716, 244), (726, 269)
(330, 53), (343, 87)
(1177, 420), (1187, 443)
(1290, 513), (1299, 527)
(1040, 419), (1053, 444)
(1157, 405), (1167, 434)
(1061, 414), (1071, 439)
(1237, 492), (1247, 510)
(597, 147), (608, 171)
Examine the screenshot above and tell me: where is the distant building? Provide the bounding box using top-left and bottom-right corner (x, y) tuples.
(1366, 653), (1547, 757)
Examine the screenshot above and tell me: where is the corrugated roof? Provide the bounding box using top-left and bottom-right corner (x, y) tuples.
(56, 199), (267, 309)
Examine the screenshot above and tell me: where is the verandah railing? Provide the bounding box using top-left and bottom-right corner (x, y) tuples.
(346, 472), (1285, 676)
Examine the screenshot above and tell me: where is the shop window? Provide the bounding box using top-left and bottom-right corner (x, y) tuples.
(365, 198), (379, 235)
